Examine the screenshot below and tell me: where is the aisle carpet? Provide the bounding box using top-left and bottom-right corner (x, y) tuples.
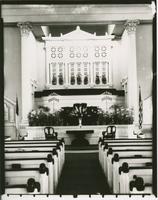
(56, 146), (111, 194)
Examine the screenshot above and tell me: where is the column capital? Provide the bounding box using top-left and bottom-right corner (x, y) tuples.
(17, 22), (32, 37)
(124, 20), (140, 34)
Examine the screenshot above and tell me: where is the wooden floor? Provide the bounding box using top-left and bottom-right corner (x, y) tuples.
(56, 146), (111, 195)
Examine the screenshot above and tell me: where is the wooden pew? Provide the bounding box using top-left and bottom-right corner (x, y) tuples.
(99, 138), (152, 158)
(99, 137), (152, 142)
(5, 145), (63, 175)
(106, 148), (152, 189)
(5, 139), (64, 146)
(100, 142), (152, 170)
(99, 138), (152, 151)
(5, 149), (59, 191)
(99, 138), (152, 150)
(5, 139), (65, 171)
(98, 138), (152, 167)
(101, 144), (152, 176)
(5, 155), (55, 194)
(5, 178), (40, 194)
(5, 139), (65, 164)
(119, 163), (152, 193)
(5, 139), (65, 194)
(5, 157), (51, 169)
(5, 163), (49, 194)
(98, 138), (153, 194)
(112, 154), (152, 193)
(5, 141), (65, 175)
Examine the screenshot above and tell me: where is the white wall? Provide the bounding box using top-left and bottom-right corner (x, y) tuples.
(36, 41), (46, 90)
(118, 30), (129, 80)
(4, 27), (22, 118)
(136, 24), (153, 100)
(143, 96), (152, 125)
(29, 31), (37, 82)
(20, 30), (39, 119)
(136, 24), (153, 136)
(111, 41), (125, 90)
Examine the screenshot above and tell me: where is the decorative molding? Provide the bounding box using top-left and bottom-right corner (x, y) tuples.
(121, 77), (128, 86)
(124, 20), (140, 34)
(17, 22), (32, 37)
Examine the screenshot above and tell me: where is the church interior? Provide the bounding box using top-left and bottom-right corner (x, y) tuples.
(2, 3), (155, 195)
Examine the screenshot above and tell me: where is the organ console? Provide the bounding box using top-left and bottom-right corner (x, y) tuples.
(43, 26), (113, 89)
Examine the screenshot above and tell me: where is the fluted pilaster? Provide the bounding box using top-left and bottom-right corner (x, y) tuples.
(124, 19), (140, 124)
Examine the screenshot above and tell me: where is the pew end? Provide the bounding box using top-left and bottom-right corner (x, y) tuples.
(130, 176), (152, 194)
(5, 178), (40, 194)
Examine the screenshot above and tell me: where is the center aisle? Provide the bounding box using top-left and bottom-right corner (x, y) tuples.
(56, 146), (111, 194)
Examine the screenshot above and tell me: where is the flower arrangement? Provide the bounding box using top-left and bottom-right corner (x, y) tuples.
(97, 105), (134, 125)
(59, 107), (78, 126)
(72, 103), (87, 126)
(28, 105), (134, 126)
(28, 106), (62, 126)
(82, 106), (100, 125)
(72, 103), (87, 118)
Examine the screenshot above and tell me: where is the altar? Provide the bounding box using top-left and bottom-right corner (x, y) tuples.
(66, 130), (94, 146)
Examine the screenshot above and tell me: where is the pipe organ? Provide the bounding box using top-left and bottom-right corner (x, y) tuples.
(43, 26), (113, 89)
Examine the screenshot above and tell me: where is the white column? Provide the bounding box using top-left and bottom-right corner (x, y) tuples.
(124, 20), (139, 124)
(17, 22), (33, 124)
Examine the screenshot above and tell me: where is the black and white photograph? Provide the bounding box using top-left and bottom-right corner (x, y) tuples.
(0, 1), (156, 198)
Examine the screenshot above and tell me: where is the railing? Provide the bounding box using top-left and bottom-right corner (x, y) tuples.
(4, 96), (16, 123)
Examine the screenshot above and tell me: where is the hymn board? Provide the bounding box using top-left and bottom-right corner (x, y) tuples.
(43, 26), (114, 89)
